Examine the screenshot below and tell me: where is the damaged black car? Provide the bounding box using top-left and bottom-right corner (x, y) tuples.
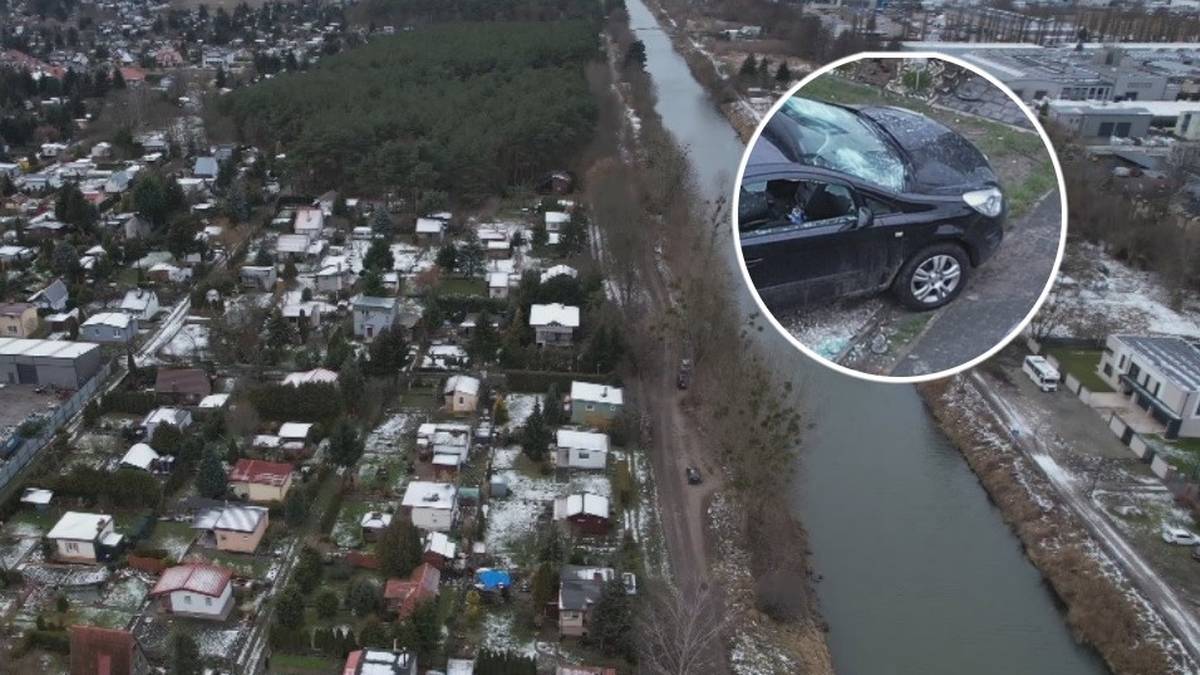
(738, 96), (1005, 311)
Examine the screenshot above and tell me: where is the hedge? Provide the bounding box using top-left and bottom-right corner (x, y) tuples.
(498, 368), (617, 393)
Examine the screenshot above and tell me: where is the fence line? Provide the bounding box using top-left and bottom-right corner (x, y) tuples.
(0, 362), (113, 494)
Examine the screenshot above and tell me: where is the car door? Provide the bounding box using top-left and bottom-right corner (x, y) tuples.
(738, 169), (877, 308)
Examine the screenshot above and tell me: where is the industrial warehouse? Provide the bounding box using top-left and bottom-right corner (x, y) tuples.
(0, 338), (102, 388)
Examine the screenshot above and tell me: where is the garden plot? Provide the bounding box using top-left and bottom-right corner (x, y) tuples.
(160, 322), (210, 360)
(363, 413), (416, 457)
(69, 432), (124, 469)
(360, 413), (416, 493)
(485, 447), (613, 564)
(501, 394), (542, 433)
(145, 520), (197, 560)
(331, 499), (392, 549)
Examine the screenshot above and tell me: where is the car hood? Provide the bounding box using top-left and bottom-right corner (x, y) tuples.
(856, 106), (998, 193)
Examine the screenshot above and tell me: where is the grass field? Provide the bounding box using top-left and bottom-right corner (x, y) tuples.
(1045, 348), (1113, 392)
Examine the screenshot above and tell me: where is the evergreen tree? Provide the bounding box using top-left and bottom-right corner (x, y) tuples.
(346, 576), (381, 616)
(543, 383), (563, 426)
(377, 517), (423, 578)
(739, 53), (759, 76)
(530, 222), (548, 247)
(458, 233), (485, 276)
(363, 237), (394, 271)
(530, 562), (559, 616)
(521, 399), (550, 462)
(170, 630), (202, 675)
(775, 61), (792, 84)
(327, 419), (364, 466)
(275, 587), (305, 628)
(435, 243), (458, 272)
(315, 589), (339, 619)
(468, 311), (499, 363)
(361, 269), (386, 296)
(588, 576), (635, 659)
(338, 359), (365, 409)
(625, 39), (647, 69)
(370, 208), (393, 238)
(195, 450), (227, 498)
(283, 487), (309, 526)
(410, 600), (440, 658)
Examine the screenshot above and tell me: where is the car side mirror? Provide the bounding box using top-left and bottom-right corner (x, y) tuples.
(856, 206), (874, 229)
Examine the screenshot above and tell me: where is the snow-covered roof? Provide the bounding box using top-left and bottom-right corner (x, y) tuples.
(20, 488), (53, 505)
(1114, 334), (1200, 391)
(556, 429), (609, 453)
(278, 422), (313, 439)
(361, 511), (393, 530)
(529, 303), (580, 328)
(120, 443), (159, 470)
(432, 453), (462, 467)
(276, 233), (310, 254)
(282, 367), (339, 387)
(198, 393), (230, 409)
(402, 481), (457, 510)
(47, 511), (112, 541)
(570, 381), (623, 406)
(214, 505), (268, 532)
(554, 493), (610, 520)
(120, 288), (157, 311)
(293, 207), (324, 232)
(82, 312), (132, 328)
(424, 531), (457, 559)
(415, 217), (444, 234)
(443, 374), (480, 396)
(143, 407), (189, 427)
(487, 271), (509, 289)
(150, 564), (232, 597)
(545, 211), (570, 226)
(540, 264), (577, 283)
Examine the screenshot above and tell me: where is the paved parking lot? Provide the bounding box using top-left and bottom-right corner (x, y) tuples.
(0, 385), (62, 429)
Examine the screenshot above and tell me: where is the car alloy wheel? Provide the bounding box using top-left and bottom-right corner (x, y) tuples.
(910, 254), (962, 305)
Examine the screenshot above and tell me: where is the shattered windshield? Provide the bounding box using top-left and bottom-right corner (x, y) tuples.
(777, 97), (909, 192)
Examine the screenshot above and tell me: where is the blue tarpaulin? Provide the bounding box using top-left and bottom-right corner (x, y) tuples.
(475, 568), (511, 592)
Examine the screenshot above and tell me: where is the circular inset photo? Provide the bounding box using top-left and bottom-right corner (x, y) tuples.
(734, 52), (1067, 382)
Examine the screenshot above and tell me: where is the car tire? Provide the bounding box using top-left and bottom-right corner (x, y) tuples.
(893, 243), (970, 311)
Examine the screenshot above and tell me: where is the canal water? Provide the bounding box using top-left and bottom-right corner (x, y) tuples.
(623, 1), (1107, 673)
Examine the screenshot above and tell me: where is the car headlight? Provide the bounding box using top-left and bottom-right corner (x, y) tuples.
(963, 187), (1003, 218)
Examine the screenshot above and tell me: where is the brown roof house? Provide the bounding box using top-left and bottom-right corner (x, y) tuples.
(69, 625), (149, 675)
(384, 562), (441, 619)
(155, 368), (212, 406)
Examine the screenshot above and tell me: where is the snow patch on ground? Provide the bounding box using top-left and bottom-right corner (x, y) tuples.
(501, 394), (542, 433)
(160, 322), (209, 359)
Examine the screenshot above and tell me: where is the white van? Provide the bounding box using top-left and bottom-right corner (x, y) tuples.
(1023, 355), (1060, 392)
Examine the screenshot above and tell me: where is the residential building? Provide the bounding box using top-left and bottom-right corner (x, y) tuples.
(209, 505), (269, 553)
(80, 312), (138, 344)
(343, 650), (417, 675)
(0, 338), (101, 387)
(557, 565), (615, 637)
(123, 214), (152, 240)
(0, 302), (38, 337)
(1098, 334), (1200, 438)
(423, 531), (457, 569)
(443, 374), (480, 414)
(148, 564), (235, 620)
(193, 156), (219, 179)
(568, 382), (624, 427)
(142, 407), (193, 437)
(361, 511), (393, 542)
(69, 626), (150, 675)
(384, 562), (440, 618)
(541, 264), (577, 284)
(229, 459), (294, 502)
(154, 368), (212, 405)
(554, 429), (609, 470)
(401, 481), (458, 531)
(119, 288), (160, 322)
(120, 443), (161, 472)
(529, 303), (580, 347)
(553, 493), (611, 535)
(29, 278), (69, 312)
(352, 294), (398, 340)
(293, 206), (325, 236)
(487, 271), (510, 299)
(239, 265), (277, 290)
(415, 217), (445, 242)
(46, 511), (123, 563)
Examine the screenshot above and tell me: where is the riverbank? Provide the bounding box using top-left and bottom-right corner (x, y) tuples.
(919, 375), (1193, 675)
(602, 5), (833, 673)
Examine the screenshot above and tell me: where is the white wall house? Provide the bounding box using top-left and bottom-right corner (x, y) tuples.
(1098, 334), (1200, 438)
(352, 294), (398, 341)
(46, 512), (123, 563)
(149, 564), (235, 620)
(80, 312), (138, 344)
(119, 288), (160, 322)
(529, 303), (580, 347)
(402, 481), (458, 531)
(554, 428), (609, 470)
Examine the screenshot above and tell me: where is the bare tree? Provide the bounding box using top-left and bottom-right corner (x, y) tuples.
(639, 582), (730, 675)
